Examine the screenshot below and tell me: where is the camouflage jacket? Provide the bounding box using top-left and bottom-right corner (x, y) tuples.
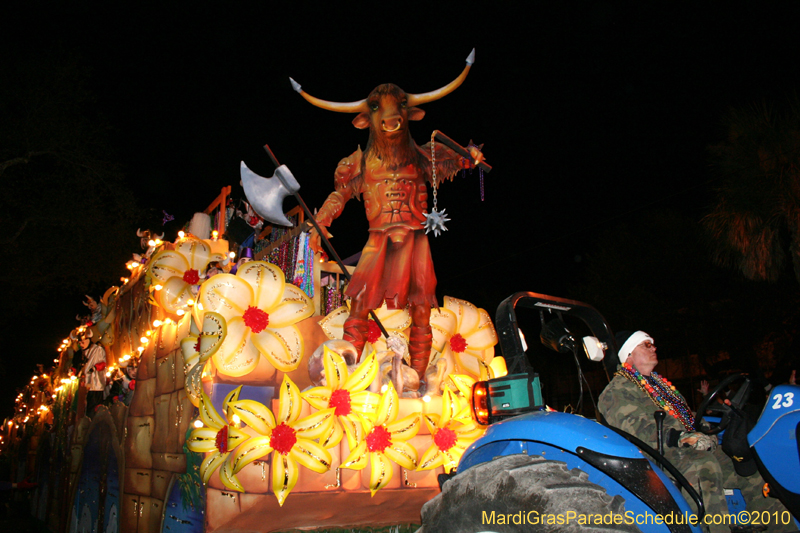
(598, 372), (689, 449)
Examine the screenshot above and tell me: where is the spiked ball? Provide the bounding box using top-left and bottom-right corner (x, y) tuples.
(424, 208), (450, 237)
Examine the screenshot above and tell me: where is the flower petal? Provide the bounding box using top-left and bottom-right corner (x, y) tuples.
(430, 307), (457, 352)
(277, 375), (302, 425)
(439, 388), (458, 428)
(230, 435), (273, 474)
(237, 261), (284, 311)
(454, 350), (487, 380)
(341, 440), (368, 470)
(180, 335), (200, 370)
(155, 277), (194, 314)
(200, 451), (226, 485)
(147, 250), (189, 284)
(289, 438), (333, 473)
(250, 325), (304, 372)
(228, 399), (276, 435)
(445, 296), (479, 333)
(384, 440), (418, 470)
(373, 382), (399, 427)
(422, 413), (441, 435)
(212, 317), (260, 377)
(417, 445), (444, 471)
(369, 452), (393, 496)
(186, 427), (219, 453)
(343, 351), (378, 393)
(198, 274), (253, 323)
(199, 311), (227, 363)
(319, 306), (348, 340)
(272, 453), (299, 507)
(462, 308), (498, 349)
(374, 303), (412, 331)
(385, 413), (420, 442)
(322, 345), (348, 391)
(198, 391), (224, 430)
(342, 413), (369, 450)
(221, 385), (242, 423)
(176, 238), (213, 273)
(301, 386), (333, 411)
(350, 391), (380, 416)
(185, 362), (203, 407)
(292, 408), (335, 441)
(219, 455), (244, 492)
(320, 417), (344, 449)
(268, 284), (314, 328)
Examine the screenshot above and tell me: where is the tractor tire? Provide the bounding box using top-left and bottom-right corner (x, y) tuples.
(418, 454), (642, 533)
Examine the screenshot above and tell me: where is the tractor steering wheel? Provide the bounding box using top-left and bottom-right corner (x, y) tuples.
(694, 373), (751, 435)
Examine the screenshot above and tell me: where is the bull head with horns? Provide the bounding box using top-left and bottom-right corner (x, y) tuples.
(290, 49), (474, 169)
(288, 50), (484, 382)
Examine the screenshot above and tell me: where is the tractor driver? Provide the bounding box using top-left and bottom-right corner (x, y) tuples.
(598, 331), (792, 533)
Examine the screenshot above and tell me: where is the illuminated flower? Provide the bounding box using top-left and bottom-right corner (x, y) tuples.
(185, 388), (250, 492)
(319, 303), (411, 353)
(417, 388), (485, 473)
(147, 237), (226, 313)
(430, 296), (498, 379)
(301, 345), (380, 449)
(340, 382), (420, 496)
(229, 376), (335, 506)
(194, 261), (314, 377)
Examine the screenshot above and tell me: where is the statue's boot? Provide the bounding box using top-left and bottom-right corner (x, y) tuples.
(409, 325), (433, 380)
(343, 317), (370, 361)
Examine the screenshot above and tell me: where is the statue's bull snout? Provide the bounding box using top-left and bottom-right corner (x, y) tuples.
(381, 114), (403, 132)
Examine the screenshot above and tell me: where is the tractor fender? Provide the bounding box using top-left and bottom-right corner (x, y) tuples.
(460, 410), (642, 472)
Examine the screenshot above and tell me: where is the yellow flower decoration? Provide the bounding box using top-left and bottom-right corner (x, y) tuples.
(341, 382), (420, 496)
(194, 261), (314, 377)
(229, 376), (335, 506)
(417, 388), (485, 473)
(430, 296), (498, 380)
(147, 237), (225, 313)
(185, 387), (250, 492)
(319, 303), (411, 353)
(301, 345), (380, 449)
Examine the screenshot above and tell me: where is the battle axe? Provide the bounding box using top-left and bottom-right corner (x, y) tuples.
(240, 145), (390, 340)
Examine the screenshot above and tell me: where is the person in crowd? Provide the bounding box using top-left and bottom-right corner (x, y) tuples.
(78, 331), (107, 415)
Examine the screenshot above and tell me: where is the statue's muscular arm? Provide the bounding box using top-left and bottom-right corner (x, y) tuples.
(309, 148), (363, 253)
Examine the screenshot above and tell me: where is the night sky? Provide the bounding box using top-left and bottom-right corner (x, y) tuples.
(3, 2), (800, 417)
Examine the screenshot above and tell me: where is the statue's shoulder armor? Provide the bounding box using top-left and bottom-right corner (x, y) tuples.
(334, 146), (363, 191)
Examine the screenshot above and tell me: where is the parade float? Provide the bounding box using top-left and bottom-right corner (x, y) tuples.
(2, 51), (502, 532)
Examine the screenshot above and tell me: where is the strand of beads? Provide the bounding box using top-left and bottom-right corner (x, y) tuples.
(618, 363), (695, 431)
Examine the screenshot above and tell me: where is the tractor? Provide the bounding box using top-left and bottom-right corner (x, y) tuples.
(419, 292), (800, 533)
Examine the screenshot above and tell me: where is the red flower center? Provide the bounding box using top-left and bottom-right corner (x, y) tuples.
(366, 425), (392, 453)
(367, 320), (381, 344)
(215, 425), (229, 454)
(194, 339), (201, 353)
(434, 427), (457, 452)
(183, 269), (200, 285)
(242, 306), (269, 333)
(328, 388), (352, 417)
(270, 423), (297, 455)
(450, 333), (468, 353)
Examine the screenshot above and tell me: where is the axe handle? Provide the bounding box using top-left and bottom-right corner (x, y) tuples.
(432, 130), (492, 173)
(262, 145), (390, 341)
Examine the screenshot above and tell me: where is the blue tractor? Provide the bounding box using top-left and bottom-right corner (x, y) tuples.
(419, 292), (800, 533)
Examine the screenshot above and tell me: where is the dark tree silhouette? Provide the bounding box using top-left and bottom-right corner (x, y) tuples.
(704, 100), (800, 284)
